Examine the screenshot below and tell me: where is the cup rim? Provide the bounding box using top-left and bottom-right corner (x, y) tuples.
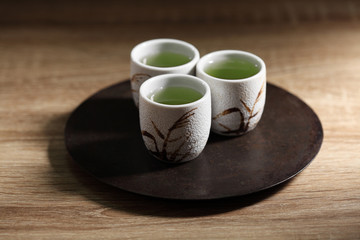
(196, 50), (266, 83)
(131, 38), (200, 71)
(139, 73), (211, 108)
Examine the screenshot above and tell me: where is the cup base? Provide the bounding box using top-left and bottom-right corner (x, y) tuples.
(147, 150), (198, 164)
(211, 123), (259, 136)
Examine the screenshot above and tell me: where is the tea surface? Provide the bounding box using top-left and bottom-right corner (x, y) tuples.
(205, 57), (260, 79)
(152, 86), (202, 105)
(142, 52), (191, 67)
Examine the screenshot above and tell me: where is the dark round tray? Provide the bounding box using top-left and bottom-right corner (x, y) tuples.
(65, 80), (323, 200)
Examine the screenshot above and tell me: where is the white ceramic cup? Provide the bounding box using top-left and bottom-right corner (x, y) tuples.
(130, 38), (200, 107)
(139, 74), (211, 163)
(196, 50), (266, 136)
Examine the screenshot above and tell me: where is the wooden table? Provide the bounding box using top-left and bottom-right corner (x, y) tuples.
(1, 2), (360, 239)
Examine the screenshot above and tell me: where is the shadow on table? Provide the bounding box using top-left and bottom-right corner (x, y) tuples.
(46, 110), (291, 218)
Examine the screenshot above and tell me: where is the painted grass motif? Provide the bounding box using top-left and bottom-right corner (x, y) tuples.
(142, 108), (197, 162)
(213, 80), (265, 135)
(131, 73), (151, 93)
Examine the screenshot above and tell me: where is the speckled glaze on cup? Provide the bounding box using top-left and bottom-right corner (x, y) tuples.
(196, 50), (266, 136)
(130, 39), (200, 107)
(139, 74), (211, 163)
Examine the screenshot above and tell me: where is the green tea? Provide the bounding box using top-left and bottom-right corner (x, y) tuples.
(152, 86), (202, 105)
(142, 52), (191, 67)
(205, 57), (260, 79)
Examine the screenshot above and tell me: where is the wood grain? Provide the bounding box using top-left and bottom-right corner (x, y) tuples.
(0, 0), (359, 24)
(0, 4), (360, 239)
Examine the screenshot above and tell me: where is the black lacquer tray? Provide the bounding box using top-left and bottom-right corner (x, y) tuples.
(65, 81), (323, 200)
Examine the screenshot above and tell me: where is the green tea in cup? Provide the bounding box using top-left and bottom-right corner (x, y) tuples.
(205, 57), (260, 79)
(142, 51), (191, 67)
(151, 86), (202, 105)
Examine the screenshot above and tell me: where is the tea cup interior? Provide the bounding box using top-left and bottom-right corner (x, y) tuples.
(132, 39), (199, 68)
(140, 74), (209, 106)
(197, 50), (266, 81)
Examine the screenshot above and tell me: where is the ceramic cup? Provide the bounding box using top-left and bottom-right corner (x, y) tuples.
(130, 38), (200, 107)
(196, 50), (266, 136)
(139, 74), (211, 163)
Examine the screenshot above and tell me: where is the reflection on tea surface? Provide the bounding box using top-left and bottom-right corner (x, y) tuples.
(151, 86), (202, 105)
(205, 57), (260, 79)
(142, 52), (191, 67)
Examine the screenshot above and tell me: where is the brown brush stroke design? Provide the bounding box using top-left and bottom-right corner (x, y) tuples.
(131, 73), (151, 92)
(213, 80), (265, 135)
(142, 108), (197, 163)
(151, 120), (164, 139)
